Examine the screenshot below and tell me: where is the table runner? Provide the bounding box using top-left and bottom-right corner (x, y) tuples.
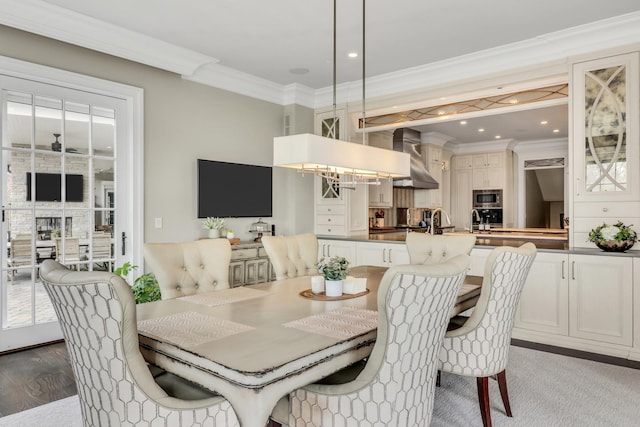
(179, 287), (271, 307)
(138, 311), (254, 348)
(284, 307), (378, 340)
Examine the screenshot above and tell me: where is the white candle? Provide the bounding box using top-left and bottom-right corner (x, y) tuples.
(311, 276), (325, 294)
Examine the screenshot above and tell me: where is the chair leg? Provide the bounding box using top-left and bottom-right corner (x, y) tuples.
(476, 377), (492, 427)
(497, 369), (513, 417)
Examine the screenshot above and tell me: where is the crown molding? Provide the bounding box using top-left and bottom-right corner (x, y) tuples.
(446, 139), (516, 154)
(511, 138), (569, 153)
(2, 2), (640, 107)
(0, 0), (216, 76)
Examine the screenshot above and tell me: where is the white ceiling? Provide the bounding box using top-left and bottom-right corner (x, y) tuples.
(4, 1), (639, 143)
(35, 0), (640, 89)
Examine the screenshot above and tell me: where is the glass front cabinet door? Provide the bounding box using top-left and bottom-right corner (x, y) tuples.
(572, 52), (639, 202)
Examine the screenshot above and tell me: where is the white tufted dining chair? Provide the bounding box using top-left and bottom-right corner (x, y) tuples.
(39, 260), (239, 427)
(143, 239), (231, 300)
(439, 243), (537, 427)
(261, 233), (318, 280)
(406, 233), (476, 265)
(270, 255), (469, 427)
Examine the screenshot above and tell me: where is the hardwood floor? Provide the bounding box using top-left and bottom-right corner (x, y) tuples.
(0, 341), (76, 417)
(0, 339), (638, 419)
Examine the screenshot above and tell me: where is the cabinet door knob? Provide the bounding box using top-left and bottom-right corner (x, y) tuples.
(602, 207), (608, 212)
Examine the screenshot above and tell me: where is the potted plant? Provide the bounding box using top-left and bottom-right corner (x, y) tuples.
(115, 262), (161, 304)
(226, 228), (235, 239)
(315, 256), (349, 297)
(588, 221), (637, 252)
(202, 217), (225, 238)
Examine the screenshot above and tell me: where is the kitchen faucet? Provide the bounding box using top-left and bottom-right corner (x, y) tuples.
(430, 208), (451, 235)
(470, 209), (481, 234)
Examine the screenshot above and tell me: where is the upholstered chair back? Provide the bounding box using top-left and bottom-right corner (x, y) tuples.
(288, 255), (469, 426)
(406, 233), (477, 265)
(39, 260), (239, 426)
(440, 243), (537, 376)
(261, 234), (318, 280)
(144, 239), (231, 300)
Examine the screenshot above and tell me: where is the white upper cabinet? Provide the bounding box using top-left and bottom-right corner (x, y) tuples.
(472, 152), (505, 189)
(572, 52), (639, 202)
(571, 52), (640, 248)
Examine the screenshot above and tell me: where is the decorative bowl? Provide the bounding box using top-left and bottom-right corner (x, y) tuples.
(595, 239), (635, 252)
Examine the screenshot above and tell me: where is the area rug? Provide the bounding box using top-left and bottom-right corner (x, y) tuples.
(0, 395), (81, 427)
(2, 346), (640, 426)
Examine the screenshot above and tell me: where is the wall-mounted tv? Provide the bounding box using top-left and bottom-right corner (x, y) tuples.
(26, 172), (84, 202)
(198, 159), (272, 218)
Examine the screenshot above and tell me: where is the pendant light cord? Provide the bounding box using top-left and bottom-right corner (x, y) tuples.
(362, 0), (366, 145)
(332, 0), (337, 139)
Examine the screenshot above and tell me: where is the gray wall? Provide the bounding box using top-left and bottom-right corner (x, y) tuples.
(0, 25), (315, 243)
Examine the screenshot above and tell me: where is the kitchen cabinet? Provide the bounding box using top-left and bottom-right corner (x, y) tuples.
(505, 250), (634, 357)
(318, 239), (356, 264)
(514, 252), (569, 336)
(451, 150), (513, 227)
(571, 52), (640, 249)
(355, 242), (410, 267)
(631, 257), (640, 362)
(472, 152), (505, 189)
(414, 144), (443, 208)
(451, 169), (473, 230)
(369, 179), (393, 207)
(568, 254), (633, 346)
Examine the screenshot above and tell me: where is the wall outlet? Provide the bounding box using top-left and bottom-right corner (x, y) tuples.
(154, 217), (162, 229)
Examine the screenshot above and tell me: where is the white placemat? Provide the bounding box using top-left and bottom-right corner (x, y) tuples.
(138, 311), (254, 348)
(179, 287), (271, 307)
(284, 307), (378, 340)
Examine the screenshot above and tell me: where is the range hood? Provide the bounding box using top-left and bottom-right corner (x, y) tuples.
(392, 128), (439, 189)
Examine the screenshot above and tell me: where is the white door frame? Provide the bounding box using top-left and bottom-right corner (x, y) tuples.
(0, 55), (143, 351)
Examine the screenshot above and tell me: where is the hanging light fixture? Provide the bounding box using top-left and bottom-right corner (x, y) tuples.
(51, 133), (62, 152)
(273, 0), (410, 182)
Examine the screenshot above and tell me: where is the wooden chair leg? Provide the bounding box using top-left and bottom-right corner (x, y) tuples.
(476, 376), (492, 427)
(497, 369), (513, 417)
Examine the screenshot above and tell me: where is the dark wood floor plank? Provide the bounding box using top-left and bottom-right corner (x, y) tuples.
(0, 342), (76, 417)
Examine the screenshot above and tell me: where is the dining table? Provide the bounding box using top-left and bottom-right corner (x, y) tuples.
(137, 265), (482, 427)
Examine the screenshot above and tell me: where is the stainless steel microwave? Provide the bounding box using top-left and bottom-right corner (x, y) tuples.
(473, 189), (503, 208)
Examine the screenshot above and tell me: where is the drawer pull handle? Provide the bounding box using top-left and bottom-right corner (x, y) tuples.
(382, 248), (387, 263)
(562, 260), (565, 279)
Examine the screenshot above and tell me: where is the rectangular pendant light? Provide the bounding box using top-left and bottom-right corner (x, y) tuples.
(273, 133), (410, 178)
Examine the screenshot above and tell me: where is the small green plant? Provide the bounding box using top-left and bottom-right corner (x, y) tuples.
(588, 221), (637, 244)
(315, 256), (350, 281)
(115, 262), (161, 304)
(202, 217), (225, 230)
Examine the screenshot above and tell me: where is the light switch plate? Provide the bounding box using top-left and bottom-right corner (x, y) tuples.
(154, 217), (162, 228)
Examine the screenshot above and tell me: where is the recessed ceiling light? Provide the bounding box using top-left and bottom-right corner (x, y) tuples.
(460, 121), (467, 125)
(553, 129), (560, 133)
(495, 135), (501, 139)
(478, 128), (485, 132)
(348, 52), (358, 58)
(540, 120), (548, 125)
(289, 67), (309, 75)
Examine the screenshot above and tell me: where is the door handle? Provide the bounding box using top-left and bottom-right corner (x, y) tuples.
(121, 232), (127, 256)
(571, 260), (575, 280)
(388, 248), (393, 264)
(382, 248), (387, 263)
(327, 245), (331, 257)
(561, 260), (565, 279)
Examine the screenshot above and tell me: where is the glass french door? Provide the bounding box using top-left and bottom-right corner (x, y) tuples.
(0, 74), (132, 351)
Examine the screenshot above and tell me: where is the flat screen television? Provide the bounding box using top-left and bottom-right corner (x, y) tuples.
(198, 159), (272, 218)
(26, 172), (84, 202)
